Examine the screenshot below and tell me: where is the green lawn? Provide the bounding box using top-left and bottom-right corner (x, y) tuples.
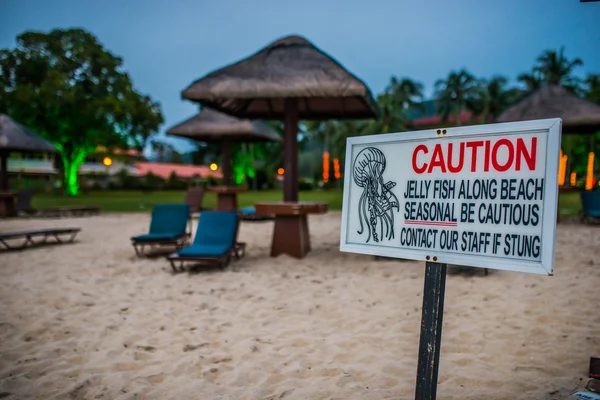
(32, 189), (582, 217)
(32, 190), (344, 213)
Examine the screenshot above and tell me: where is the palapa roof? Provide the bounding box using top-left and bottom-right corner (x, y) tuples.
(166, 108), (282, 143)
(0, 114), (58, 153)
(181, 35), (380, 120)
(497, 85), (600, 134)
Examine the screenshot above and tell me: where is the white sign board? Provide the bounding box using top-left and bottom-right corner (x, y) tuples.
(340, 119), (562, 275)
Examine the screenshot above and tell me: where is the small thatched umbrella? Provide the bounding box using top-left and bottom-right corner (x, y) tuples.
(181, 35), (379, 202)
(166, 107), (282, 186)
(0, 114), (58, 191)
(497, 85), (600, 134)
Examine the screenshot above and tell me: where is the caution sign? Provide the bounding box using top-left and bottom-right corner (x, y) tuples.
(340, 119), (562, 275)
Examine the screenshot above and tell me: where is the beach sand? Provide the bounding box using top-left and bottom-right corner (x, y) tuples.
(0, 212), (598, 399)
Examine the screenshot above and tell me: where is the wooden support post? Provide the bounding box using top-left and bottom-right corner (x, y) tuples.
(283, 98), (299, 202)
(0, 151), (8, 191)
(222, 140), (233, 186)
(415, 262), (447, 400)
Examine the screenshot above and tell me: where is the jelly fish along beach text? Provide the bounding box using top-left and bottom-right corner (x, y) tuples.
(399, 134), (546, 261)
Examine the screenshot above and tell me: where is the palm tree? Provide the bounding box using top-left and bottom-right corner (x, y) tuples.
(362, 93), (409, 134)
(517, 71), (543, 92)
(434, 69), (481, 126)
(585, 73), (600, 105)
(477, 75), (516, 122)
(386, 77), (424, 111)
(518, 47), (584, 95)
(533, 47), (583, 89)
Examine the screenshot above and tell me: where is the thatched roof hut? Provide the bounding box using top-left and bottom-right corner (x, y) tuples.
(181, 35), (380, 120)
(180, 35), (379, 201)
(0, 114), (58, 191)
(0, 114), (58, 154)
(166, 108), (281, 186)
(497, 85), (600, 134)
(166, 108), (281, 143)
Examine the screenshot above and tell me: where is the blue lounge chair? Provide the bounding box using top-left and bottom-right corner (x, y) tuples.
(131, 204), (191, 257)
(239, 206), (274, 221)
(167, 211), (245, 272)
(580, 190), (600, 223)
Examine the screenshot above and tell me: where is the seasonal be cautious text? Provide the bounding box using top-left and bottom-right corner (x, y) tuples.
(398, 137), (545, 260)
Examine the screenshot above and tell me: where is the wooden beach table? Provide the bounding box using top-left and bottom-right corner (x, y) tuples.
(207, 186), (248, 212)
(254, 201), (328, 259)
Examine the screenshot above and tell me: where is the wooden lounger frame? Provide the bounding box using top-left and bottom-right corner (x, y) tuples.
(0, 228), (81, 251)
(167, 242), (246, 272)
(131, 233), (191, 257)
(131, 212), (193, 257)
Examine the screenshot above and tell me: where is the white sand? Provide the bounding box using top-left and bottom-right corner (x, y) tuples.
(0, 213), (598, 400)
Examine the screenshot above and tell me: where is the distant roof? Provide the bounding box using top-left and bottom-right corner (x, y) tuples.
(181, 35), (380, 120)
(497, 85), (600, 134)
(95, 146), (144, 158)
(410, 110), (485, 128)
(134, 162), (222, 179)
(0, 114), (58, 154)
(166, 108), (282, 143)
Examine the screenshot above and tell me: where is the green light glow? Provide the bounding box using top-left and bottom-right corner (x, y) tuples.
(59, 147), (90, 196)
(232, 150), (256, 185)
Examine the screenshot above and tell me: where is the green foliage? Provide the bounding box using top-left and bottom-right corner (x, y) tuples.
(434, 69), (481, 126)
(519, 47), (584, 94)
(0, 28), (164, 195)
(586, 74), (600, 105)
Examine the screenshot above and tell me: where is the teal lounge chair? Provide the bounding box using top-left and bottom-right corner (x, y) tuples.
(131, 204), (191, 257)
(239, 206), (274, 221)
(167, 211), (246, 272)
(581, 190), (600, 223)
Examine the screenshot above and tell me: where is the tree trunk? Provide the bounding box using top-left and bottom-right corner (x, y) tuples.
(455, 104), (462, 127)
(250, 143), (257, 191)
(61, 149), (89, 196)
(62, 155), (80, 196)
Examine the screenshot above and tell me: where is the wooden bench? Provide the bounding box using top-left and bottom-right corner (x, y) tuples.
(0, 228), (81, 250)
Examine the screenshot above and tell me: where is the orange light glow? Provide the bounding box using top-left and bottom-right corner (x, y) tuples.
(323, 152), (330, 183)
(570, 172), (577, 186)
(102, 157), (113, 167)
(277, 168), (284, 175)
(333, 158), (341, 179)
(558, 149), (568, 186)
(585, 152), (595, 190)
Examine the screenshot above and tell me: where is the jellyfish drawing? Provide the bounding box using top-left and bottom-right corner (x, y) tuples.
(353, 147), (400, 243)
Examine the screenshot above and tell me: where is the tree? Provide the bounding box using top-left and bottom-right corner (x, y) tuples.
(533, 47), (583, 91)
(363, 77), (424, 134)
(150, 139), (185, 164)
(385, 76), (424, 112)
(517, 71), (543, 92)
(475, 75), (516, 122)
(586, 73), (600, 105)
(434, 69), (480, 126)
(517, 47), (584, 95)
(0, 28), (163, 195)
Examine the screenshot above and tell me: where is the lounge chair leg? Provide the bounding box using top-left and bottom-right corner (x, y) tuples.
(53, 233), (63, 244)
(221, 253), (232, 270)
(133, 243), (144, 257)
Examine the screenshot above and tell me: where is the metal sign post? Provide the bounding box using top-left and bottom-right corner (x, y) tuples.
(415, 262), (447, 400)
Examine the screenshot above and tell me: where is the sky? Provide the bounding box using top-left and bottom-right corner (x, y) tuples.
(1, 0), (600, 156)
